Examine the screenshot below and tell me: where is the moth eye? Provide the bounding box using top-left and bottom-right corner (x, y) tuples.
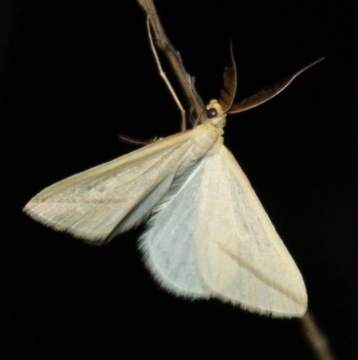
(206, 108), (217, 118)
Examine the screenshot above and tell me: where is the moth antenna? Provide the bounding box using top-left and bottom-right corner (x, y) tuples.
(219, 42), (238, 113)
(228, 57), (325, 114)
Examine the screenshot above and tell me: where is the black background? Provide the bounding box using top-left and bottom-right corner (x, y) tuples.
(1, 0), (357, 359)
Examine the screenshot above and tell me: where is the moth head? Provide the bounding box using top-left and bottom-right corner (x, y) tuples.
(205, 99), (227, 129)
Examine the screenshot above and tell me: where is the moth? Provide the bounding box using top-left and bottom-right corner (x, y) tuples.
(23, 28), (323, 317)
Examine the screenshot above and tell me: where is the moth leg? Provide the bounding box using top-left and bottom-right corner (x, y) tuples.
(119, 134), (163, 146)
(146, 17), (187, 131)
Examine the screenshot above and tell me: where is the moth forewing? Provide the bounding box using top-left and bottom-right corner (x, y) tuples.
(23, 120), (223, 242)
(194, 147), (307, 317)
(24, 129), (196, 242)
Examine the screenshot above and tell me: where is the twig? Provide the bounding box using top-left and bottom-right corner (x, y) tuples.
(137, 0), (203, 118)
(146, 17), (187, 130)
(136, 2), (336, 360)
(300, 311), (336, 360)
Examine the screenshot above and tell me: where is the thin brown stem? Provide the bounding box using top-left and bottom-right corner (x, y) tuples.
(137, 0), (203, 118)
(300, 311), (336, 360)
(146, 17), (187, 130)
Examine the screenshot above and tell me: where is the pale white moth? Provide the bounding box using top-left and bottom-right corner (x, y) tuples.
(23, 26), (323, 317)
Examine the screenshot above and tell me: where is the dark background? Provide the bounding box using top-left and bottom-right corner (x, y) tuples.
(1, 0), (357, 359)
